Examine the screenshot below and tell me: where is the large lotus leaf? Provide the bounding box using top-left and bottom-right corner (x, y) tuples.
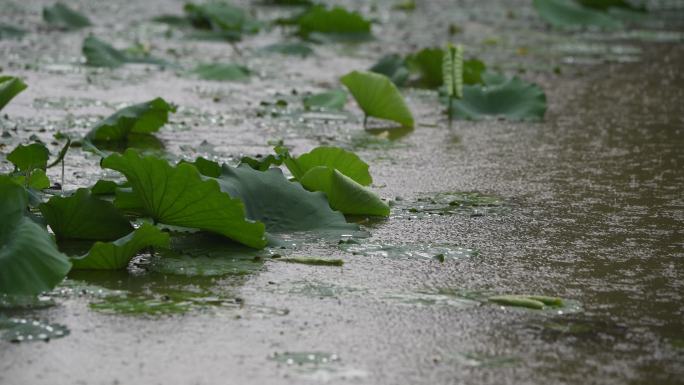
(102, 150), (266, 249)
(86, 97), (175, 142)
(192, 63), (250, 81)
(71, 223), (170, 270)
(184, 2), (261, 33)
(214, 165), (357, 234)
(284, 146), (372, 186)
(82, 36), (168, 68)
(341, 71), (414, 127)
(533, 0), (623, 29)
(0, 178), (71, 295)
(449, 76), (547, 121)
(297, 5), (371, 38)
(43, 3), (91, 30)
(7, 143), (49, 172)
(39, 189), (133, 241)
(300, 167), (389, 216)
(0, 76), (27, 111)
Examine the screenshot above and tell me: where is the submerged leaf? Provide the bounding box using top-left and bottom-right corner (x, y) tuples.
(300, 167), (389, 216)
(0, 178), (71, 295)
(192, 63), (250, 81)
(533, 0), (623, 29)
(0, 24), (27, 39)
(284, 146), (372, 186)
(215, 165), (357, 234)
(82, 36), (168, 68)
(449, 76), (547, 121)
(39, 189), (133, 241)
(260, 42), (314, 57)
(102, 150), (266, 249)
(0, 76), (28, 111)
(489, 294), (564, 309)
(369, 54), (410, 86)
(7, 143), (49, 172)
(303, 89), (347, 111)
(296, 5), (371, 39)
(86, 97), (175, 142)
(341, 71), (414, 127)
(43, 2), (91, 30)
(184, 2), (261, 34)
(71, 223), (170, 270)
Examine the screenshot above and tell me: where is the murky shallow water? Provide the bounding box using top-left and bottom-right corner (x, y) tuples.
(1, 0), (683, 384)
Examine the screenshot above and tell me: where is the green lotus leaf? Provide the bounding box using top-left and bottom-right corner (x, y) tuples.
(369, 54), (410, 86)
(0, 24), (27, 39)
(82, 36), (169, 68)
(578, 0), (644, 11)
(449, 76), (547, 121)
(43, 2), (91, 30)
(70, 223), (170, 270)
(303, 89), (347, 111)
(90, 180), (120, 195)
(299, 166), (389, 216)
(283, 146), (372, 186)
(238, 154), (283, 172)
(181, 157), (222, 177)
(0, 177), (71, 295)
(260, 42), (314, 57)
(7, 143), (49, 172)
(39, 189), (133, 241)
(184, 2), (261, 34)
(102, 150), (266, 249)
(192, 63), (250, 81)
(11, 169), (51, 190)
(215, 165), (357, 234)
(86, 97), (176, 142)
(533, 0), (623, 29)
(0, 76), (27, 111)
(296, 5), (371, 39)
(340, 71), (414, 127)
(407, 47), (444, 88)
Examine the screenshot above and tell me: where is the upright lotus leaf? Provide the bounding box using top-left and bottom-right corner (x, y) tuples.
(533, 0), (623, 29)
(284, 146), (372, 186)
(299, 167), (389, 216)
(0, 178), (71, 295)
(86, 97), (175, 142)
(239, 154), (283, 172)
(192, 63), (250, 81)
(70, 223), (170, 270)
(102, 150), (266, 249)
(449, 76), (547, 121)
(43, 3), (91, 30)
(340, 71), (414, 128)
(369, 54), (410, 86)
(0, 76), (27, 111)
(215, 165), (357, 234)
(0, 24), (27, 39)
(296, 5), (371, 39)
(82, 36), (168, 68)
(260, 42), (314, 57)
(407, 48), (444, 89)
(303, 89), (347, 111)
(7, 143), (49, 172)
(184, 2), (261, 34)
(39, 189), (133, 241)
(12, 169), (50, 190)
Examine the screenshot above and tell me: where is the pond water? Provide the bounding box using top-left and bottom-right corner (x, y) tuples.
(1, 0), (683, 384)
